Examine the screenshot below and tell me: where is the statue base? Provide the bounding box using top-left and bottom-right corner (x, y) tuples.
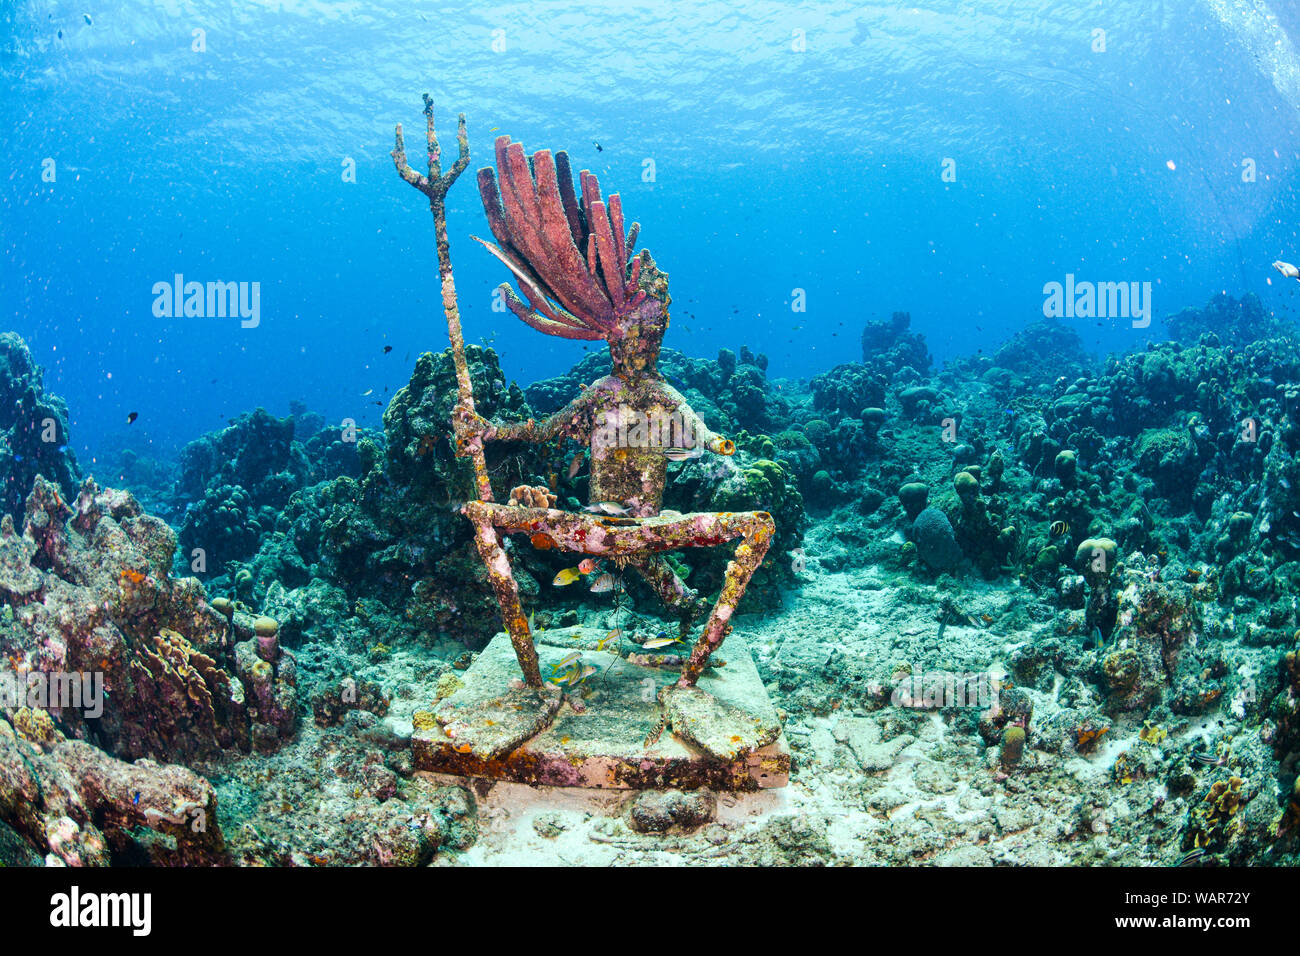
(413, 627), (789, 791)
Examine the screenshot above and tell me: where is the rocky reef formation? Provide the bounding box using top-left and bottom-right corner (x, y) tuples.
(0, 475), (297, 761)
(227, 345), (542, 651)
(175, 405), (364, 573)
(0, 713), (227, 865)
(0, 333), (79, 522)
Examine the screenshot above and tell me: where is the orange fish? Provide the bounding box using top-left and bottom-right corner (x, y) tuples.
(531, 533), (555, 550)
(578, 558), (598, 574)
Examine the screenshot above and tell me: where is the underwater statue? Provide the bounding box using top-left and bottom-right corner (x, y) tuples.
(393, 99), (775, 755)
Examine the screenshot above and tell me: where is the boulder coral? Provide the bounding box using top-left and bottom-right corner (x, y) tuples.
(910, 506), (962, 572)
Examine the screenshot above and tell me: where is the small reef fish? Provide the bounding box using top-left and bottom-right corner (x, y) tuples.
(1050, 520), (1069, 537)
(584, 501), (632, 516)
(597, 630), (621, 651)
(567, 453), (584, 478)
(642, 635), (683, 650)
(589, 573), (616, 593)
(662, 445), (704, 462)
(552, 567), (582, 586)
(1179, 848), (1209, 866)
(551, 656), (595, 687)
(554, 652), (582, 671)
(126, 411), (138, 425)
(1190, 750), (1225, 766)
(644, 715), (666, 747)
(1139, 721), (1167, 745)
(578, 558), (598, 574)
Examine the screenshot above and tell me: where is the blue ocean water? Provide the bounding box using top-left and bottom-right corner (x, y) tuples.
(3, 0), (1300, 462)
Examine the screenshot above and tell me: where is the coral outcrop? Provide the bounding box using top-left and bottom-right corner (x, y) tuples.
(0, 475), (296, 762)
(0, 714), (228, 866)
(0, 333), (79, 522)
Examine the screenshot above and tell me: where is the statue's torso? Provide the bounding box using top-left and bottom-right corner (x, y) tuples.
(583, 373), (693, 517)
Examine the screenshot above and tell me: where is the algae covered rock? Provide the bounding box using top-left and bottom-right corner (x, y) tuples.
(991, 317), (1092, 384)
(811, 363), (887, 419)
(860, 310), (931, 373)
(669, 453), (807, 606)
(385, 344), (531, 495)
(1100, 556), (1205, 713)
(627, 789), (717, 833)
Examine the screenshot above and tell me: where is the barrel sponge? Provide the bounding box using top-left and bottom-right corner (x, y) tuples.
(898, 481), (929, 521)
(953, 470), (979, 500)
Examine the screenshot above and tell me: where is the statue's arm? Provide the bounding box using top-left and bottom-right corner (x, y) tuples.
(453, 389), (597, 452)
(658, 383), (735, 455)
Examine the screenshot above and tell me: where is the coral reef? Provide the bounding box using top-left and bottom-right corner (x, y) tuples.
(0, 475), (296, 761)
(8, 205), (1300, 866)
(0, 714), (227, 865)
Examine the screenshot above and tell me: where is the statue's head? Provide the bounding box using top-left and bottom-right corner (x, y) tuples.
(473, 136), (670, 382)
(607, 252), (669, 380)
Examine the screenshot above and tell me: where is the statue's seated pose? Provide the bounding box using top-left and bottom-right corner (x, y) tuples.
(453, 137), (774, 701)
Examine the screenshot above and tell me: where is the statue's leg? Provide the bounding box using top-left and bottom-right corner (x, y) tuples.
(677, 511), (775, 688)
(464, 502), (543, 687)
(458, 503), (772, 687)
(629, 554), (709, 622)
